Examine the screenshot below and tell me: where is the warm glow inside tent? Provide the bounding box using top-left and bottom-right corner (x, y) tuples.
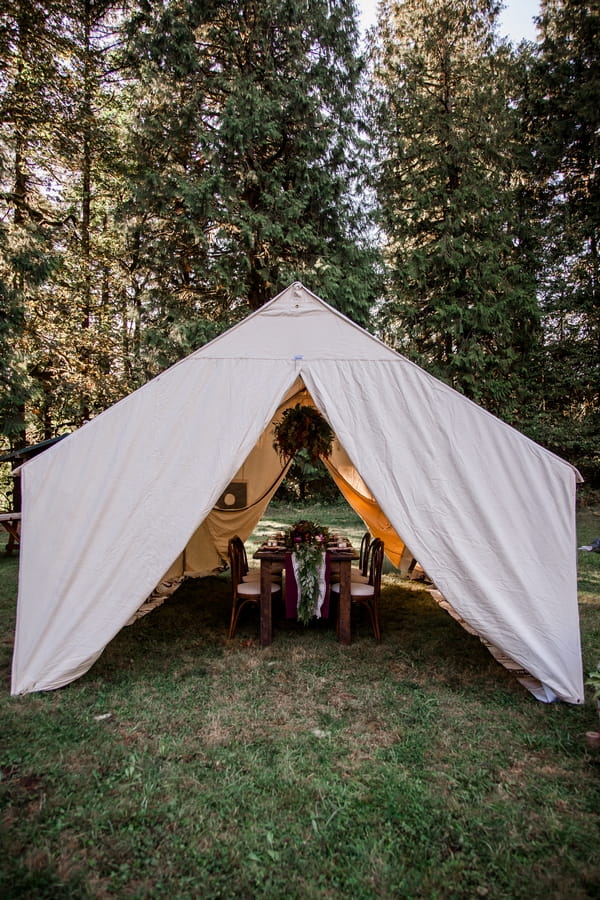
(11, 283), (584, 703)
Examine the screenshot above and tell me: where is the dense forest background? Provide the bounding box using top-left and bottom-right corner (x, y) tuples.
(1, 0), (598, 490)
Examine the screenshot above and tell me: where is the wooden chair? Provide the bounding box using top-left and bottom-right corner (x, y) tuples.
(227, 537), (280, 639)
(229, 535), (281, 583)
(351, 531), (371, 583)
(229, 535), (259, 581)
(331, 538), (384, 640)
(333, 531), (372, 584)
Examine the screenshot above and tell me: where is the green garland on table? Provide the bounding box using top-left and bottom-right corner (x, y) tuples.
(283, 520), (330, 625)
(293, 541), (326, 625)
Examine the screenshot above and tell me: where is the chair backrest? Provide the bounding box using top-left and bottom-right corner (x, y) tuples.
(368, 539), (384, 593)
(229, 535), (249, 575)
(359, 532), (371, 576)
(227, 537), (245, 589)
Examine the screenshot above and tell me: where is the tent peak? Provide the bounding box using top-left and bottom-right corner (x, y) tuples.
(197, 282), (399, 362)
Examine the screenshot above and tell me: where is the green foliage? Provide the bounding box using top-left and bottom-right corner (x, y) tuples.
(274, 450), (340, 504)
(0, 246), (27, 444)
(0, 0), (67, 445)
(289, 541), (327, 625)
(120, 0), (378, 343)
(282, 517), (330, 625)
(369, 0), (541, 419)
(0, 0), (134, 444)
(523, 0), (600, 482)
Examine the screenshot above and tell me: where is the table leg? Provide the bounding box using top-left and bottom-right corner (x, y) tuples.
(260, 559), (273, 647)
(338, 557), (352, 645)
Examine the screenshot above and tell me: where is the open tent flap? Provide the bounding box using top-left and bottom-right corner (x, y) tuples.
(156, 380), (398, 582)
(160, 433), (291, 580)
(159, 380), (306, 580)
(322, 449), (406, 567)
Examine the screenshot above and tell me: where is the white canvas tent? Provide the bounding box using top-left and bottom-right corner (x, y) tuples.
(11, 282), (584, 703)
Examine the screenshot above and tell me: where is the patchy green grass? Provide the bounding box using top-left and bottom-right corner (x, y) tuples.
(1, 501), (599, 898)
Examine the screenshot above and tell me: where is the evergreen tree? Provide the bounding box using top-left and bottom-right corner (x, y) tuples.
(121, 0), (378, 377)
(48, 0), (133, 423)
(0, 0), (66, 447)
(369, 0), (540, 418)
(526, 0), (599, 482)
(1, 1), (134, 446)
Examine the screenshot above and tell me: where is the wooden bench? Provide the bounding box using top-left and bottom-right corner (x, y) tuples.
(0, 512), (21, 555)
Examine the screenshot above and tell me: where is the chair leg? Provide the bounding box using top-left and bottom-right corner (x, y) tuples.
(370, 602), (381, 641)
(229, 598), (251, 639)
(228, 603), (240, 639)
(362, 599), (381, 641)
(334, 588), (381, 641)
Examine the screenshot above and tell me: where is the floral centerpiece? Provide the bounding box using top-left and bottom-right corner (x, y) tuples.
(284, 520), (330, 624)
(283, 519), (330, 550)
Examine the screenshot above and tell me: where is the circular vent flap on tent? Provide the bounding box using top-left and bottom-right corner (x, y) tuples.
(215, 481), (247, 510)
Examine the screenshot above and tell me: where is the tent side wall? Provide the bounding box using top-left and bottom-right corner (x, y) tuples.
(11, 359), (299, 695)
(303, 359), (583, 705)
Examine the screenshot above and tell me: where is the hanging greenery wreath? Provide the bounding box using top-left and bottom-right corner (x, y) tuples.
(273, 404), (334, 465)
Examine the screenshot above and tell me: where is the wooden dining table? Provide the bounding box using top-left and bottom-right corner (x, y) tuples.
(253, 542), (359, 646)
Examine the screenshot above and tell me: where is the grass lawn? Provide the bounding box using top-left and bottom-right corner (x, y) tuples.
(1, 500), (599, 898)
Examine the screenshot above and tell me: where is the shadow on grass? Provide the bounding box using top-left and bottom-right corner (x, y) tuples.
(87, 571), (522, 705)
